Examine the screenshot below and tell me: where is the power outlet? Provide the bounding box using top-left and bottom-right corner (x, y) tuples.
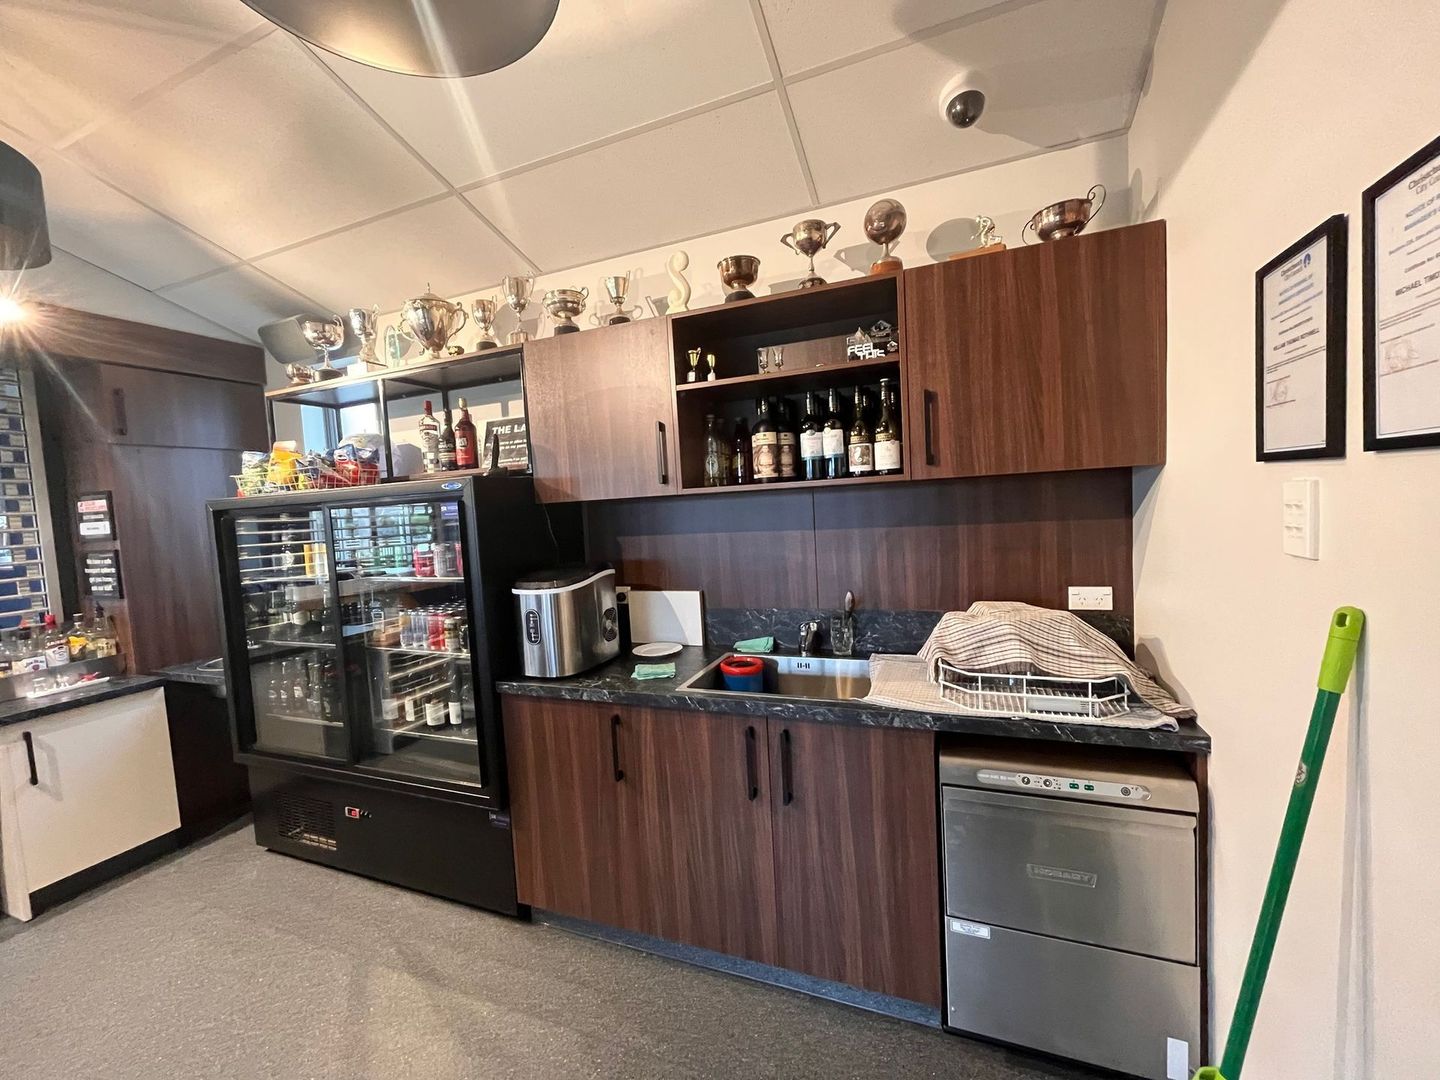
(1067, 586), (1113, 611)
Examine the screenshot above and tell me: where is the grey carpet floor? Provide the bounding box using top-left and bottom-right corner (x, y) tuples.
(0, 825), (1101, 1080)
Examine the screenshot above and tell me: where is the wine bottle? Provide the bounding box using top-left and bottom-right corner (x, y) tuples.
(776, 398), (798, 481)
(822, 388), (847, 479)
(703, 414), (727, 487)
(847, 387), (874, 475)
(874, 377), (902, 475)
(799, 393), (825, 481)
(419, 401), (440, 473)
(454, 397), (478, 469)
(438, 408), (457, 470)
(750, 398), (779, 483)
(731, 418), (752, 485)
(448, 681), (463, 726)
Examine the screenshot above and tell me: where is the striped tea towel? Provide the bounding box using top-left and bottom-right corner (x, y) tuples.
(916, 601), (1195, 720)
(863, 653), (1176, 731)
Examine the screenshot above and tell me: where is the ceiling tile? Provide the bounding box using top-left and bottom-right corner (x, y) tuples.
(1, 126), (236, 290)
(66, 32), (446, 259)
(254, 198), (520, 313)
(788, 0), (1157, 203)
(318, 0), (773, 187)
(158, 264), (317, 341)
(758, 0), (1007, 76)
(0, 0), (263, 145)
(462, 94), (809, 271)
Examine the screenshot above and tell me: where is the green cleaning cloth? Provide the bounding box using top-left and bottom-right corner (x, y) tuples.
(632, 662), (676, 680)
(733, 636), (775, 654)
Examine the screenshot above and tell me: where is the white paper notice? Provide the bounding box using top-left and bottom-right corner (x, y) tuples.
(1373, 155), (1440, 438)
(1262, 235), (1329, 452)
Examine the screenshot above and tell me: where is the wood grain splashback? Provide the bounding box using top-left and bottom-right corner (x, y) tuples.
(584, 469), (1133, 618)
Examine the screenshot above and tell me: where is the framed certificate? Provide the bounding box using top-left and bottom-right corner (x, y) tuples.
(1363, 133), (1440, 451)
(1255, 215), (1347, 461)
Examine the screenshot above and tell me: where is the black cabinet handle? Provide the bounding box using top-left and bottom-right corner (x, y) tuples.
(112, 387), (129, 438)
(610, 714), (624, 782)
(22, 730), (38, 786)
(655, 421), (669, 486)
(922, 389), (937, 466)
(780, 728), (793, 806)
(744, 725), (758, 801)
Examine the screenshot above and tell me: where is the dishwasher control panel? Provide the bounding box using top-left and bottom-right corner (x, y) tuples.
(976, 768), (1151, 802)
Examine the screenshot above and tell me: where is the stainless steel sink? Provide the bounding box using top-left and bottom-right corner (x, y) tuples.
(678, 654), (871, 702)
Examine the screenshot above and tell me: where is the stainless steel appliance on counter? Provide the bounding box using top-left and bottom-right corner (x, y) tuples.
(939, 741), (1201, 1080)
(512, 566), (619, 678)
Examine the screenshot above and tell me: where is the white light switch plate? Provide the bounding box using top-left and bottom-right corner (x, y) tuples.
(1282, 478), (1319, 559)
(1067, 586), (1113, 611)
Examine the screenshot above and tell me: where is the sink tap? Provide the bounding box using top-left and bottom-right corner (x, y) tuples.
(798, 620), (821, 656)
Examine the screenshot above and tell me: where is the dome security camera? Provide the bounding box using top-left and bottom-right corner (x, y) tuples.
(939, 72), (989, 129)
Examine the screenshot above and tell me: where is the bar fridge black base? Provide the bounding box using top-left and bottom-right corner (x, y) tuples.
(248, 765), (522, 916)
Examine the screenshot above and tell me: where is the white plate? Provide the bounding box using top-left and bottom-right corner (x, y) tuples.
(633, 641), (682, 658)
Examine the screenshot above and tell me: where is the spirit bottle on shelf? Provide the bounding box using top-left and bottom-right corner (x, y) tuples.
(703, 414), (726, 487)
(822, 388), (847, 479)
(800, 393), (825, 481)
(89, 605), (118, 657)
(42, 613), (71, 668)
(448, 680), (463, 726)
(847, 386), (875, 476)
(438, 409), (458, 470)
(776, 398), (798, 481)
(731, 417), (751, 485)
(424, 689), (446, 728)
(750, 398), (779, 483)
(455, 398), (478, 469)
(419, 401), (441, 473)
(873, 377), (903, 475)
(67, 613), (90, 661)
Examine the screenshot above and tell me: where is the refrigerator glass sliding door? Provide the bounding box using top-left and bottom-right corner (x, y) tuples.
(233, 509), (347, 761)
(329, 499), (483, 788)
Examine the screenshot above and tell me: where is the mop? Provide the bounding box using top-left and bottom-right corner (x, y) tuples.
(1194, 606), (1365, 1080)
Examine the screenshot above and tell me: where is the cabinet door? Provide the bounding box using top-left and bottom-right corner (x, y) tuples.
(524, 318), (678, 501)
(770, 721), (941, 1006)
(904, 220), (1166, 479)
(503, 697), (640, 925)
(624, 706), (778, 965)
(96, 363), (267, 449)
(6, 690), (180, 893)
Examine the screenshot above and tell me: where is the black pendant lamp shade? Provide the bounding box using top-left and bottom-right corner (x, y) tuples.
(0, 142), (52, 272)
(240, 0), (560, 78)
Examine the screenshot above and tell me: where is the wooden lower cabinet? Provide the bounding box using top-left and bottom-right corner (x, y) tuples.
(769, 721), (941, 1007)
(503, 695), (941, 1007)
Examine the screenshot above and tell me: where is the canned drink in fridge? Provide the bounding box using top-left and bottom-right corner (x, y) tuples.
(413, 546), (436, 577)
(428, 610), (447, 651)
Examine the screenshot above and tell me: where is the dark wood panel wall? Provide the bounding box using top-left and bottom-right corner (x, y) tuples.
(584, 469), (1134, 618)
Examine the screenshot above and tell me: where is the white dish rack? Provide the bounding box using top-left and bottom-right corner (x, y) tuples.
(935, 659), (1140, 721)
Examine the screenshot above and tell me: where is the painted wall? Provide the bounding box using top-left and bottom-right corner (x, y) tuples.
(1128, 0), (1440, 1076)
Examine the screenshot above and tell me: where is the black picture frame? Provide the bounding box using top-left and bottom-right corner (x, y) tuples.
(75, 490), (116, 541)
(1255, 215), (1348, 461)
(1363, 132), (1440, 451)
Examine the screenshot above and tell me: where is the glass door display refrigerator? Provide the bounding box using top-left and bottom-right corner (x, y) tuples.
(209, 477), (579, 914)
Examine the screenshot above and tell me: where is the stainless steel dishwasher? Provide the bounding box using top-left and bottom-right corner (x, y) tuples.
(939, 741), (1201, 1080)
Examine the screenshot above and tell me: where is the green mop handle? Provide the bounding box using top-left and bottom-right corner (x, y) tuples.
(1195, 606), (1364, 1080)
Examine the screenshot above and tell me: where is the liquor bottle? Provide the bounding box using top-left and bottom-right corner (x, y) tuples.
(42, 613), (71, 668)
(438, 408), (458, 470)
(454, 398), (478, 469)
(776, 398), (798, 481)
(799, 393), (825, 481)
(424, 688), (446, 728)
(419, 400), (441, 472)
(0, 630), (13, 678)
(822, 388), (847, 479)
(847, 387), (875, 475)
(448, 680), (464, 726)
(702, 414), (726, 487)
(67, 613), (90, 661)
(88, 605), (119, 658)
(873, 377), (902, 475)
(731, 417), (752, 485)
(750, 398), (779, 483)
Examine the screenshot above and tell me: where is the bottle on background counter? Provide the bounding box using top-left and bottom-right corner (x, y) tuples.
(438, 408), (458, 470)
(42, 613), (71, 668)
(67, 613), (90, 661)
(731, 417), (752, 485)
(419, 401), (441, 473)
(847, 386), (875, 476)
(88, 605), (118, 658)
(454, 398), (478, 469)
(750, 398), (779, 483)
(823, 388), (847, 479)
(874, 377), (902, 475)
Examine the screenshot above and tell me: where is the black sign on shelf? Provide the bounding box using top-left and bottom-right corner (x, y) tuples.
(76, 491), (116, 541)
(83, 550), (123, 598)
(482, 416), (530, 471)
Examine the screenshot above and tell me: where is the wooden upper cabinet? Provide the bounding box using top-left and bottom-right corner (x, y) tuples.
(524, 318), (678, 502)
(903, 220), (1166, 479)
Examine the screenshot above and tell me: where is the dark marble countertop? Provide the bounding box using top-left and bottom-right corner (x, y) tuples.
(0, 675), (167, 728)
(156, 658), (228, 691)
(497, 647), (1211, 755)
